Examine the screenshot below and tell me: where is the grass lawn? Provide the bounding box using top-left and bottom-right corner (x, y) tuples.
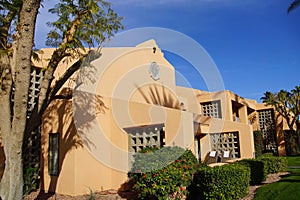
(254, 156), (300, 200)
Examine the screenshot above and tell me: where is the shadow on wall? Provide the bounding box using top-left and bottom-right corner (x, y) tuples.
(38, 88), (107, 198)
(275, 114), (286, 156)
(136, 84), (180, 109)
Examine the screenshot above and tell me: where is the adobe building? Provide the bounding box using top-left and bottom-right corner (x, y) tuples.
(0, 40), (290, 195)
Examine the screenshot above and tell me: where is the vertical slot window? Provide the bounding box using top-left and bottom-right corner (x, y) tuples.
(48, 133), (59, 176)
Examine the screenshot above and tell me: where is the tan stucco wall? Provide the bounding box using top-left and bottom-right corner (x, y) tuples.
(194, 116), (255, 160)
(41, 40), (198, 195)
(39, 39), (256, 196)
(41, 96), (197, 195)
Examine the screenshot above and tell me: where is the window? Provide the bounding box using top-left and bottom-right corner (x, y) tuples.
(48, 133), (59, 176)
(258, 109), (277, 152)
(201, 100), (222, 119)
(194, 136), (201, 161)
(258, 109), (274, 131)
(124, 124), (165, 153)
(210, 132), (240, 159)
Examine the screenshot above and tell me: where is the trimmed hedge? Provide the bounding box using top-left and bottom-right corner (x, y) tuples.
(257, 156), (288, 174)
(236, 156), (288, 186)
(192, 164), (250, 200)
(236, 159), (266, 185)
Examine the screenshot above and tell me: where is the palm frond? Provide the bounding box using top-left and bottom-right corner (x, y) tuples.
(288, 0), (300, 13)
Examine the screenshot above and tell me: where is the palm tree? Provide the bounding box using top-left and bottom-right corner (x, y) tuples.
(261, 86), (300, 155)
(288, 0), (300, 13)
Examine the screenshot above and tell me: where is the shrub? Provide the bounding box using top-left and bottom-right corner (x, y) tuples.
(253, 131), (263, 157)
(237, 159), (266, 185)
(192, 164), (250, 200)
(129, 146), (198, 200)
(257, 156), (288, 174)
(260, 152), (274, 157)
(23, 166), (39, 195)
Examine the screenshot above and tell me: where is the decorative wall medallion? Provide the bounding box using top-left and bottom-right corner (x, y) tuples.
(149, 62), (160, 81)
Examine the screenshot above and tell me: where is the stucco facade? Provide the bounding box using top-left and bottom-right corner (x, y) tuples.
(0, 39), (289, 195)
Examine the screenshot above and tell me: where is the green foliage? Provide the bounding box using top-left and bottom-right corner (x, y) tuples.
(46, 0), (123, 49)
(0, 0), (22, 49)
(257, 156), (288, 174)
(253, 131), (263, 157)
(254, 156), (300, 200)
(260, 152), (274, 157)
(261, 86), (300, 133)
(192, 164), (250, 200)
(129, 146), (198, 200)
(262, 86), (300, 155)
(286, 156), (300, 166)
(237, 159), (266, 185)
(88, 188), (95, 200)
(288, 0), (300, 13)
(23, 166), (39, 195)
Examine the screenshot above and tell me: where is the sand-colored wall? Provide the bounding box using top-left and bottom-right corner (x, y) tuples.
(176, 88), (256, 126)
(41, 96), (197, 196)
(39, 40), (256, 196)
(41, 40), (197, 195)
(195, 116), (255, 160)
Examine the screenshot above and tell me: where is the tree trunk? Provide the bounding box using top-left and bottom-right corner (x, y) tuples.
(0, 1), (40, 199)
(0, 54), (13, 200)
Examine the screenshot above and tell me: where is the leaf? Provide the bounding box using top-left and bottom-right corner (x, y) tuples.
(288, 0), (300, 13)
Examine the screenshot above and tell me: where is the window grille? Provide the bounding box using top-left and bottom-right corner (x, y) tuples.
(258, 109), (274, 131)
(27, 68), (44, 118)
(258, 109), (277, 152)
(10, 67), (44, 119)
(124, 124), (165, 153)
(210, 132), (240, 159)
(201, 100), (222, 119)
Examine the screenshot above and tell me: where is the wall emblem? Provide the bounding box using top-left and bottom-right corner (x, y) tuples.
(149, 62), (160, 81)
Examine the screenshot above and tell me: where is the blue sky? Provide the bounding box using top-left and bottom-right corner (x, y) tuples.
(35, 0), (300, 102)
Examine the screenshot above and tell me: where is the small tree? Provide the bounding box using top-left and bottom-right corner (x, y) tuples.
(0, 0), (123, 199)
(261, 86), (300, 154)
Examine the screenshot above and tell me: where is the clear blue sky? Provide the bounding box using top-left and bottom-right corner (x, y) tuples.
(35, 0), (300, 102)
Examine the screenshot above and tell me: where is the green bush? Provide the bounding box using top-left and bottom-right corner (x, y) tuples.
(237, 159), (266, 185)
(23, 166), (39, 195)
(260, 152), (274, 157)
(257, 156), (288, 174)
(253, 131), (263, 157)
(129, 146), (198, 200)
(192, 164), (250, 200)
